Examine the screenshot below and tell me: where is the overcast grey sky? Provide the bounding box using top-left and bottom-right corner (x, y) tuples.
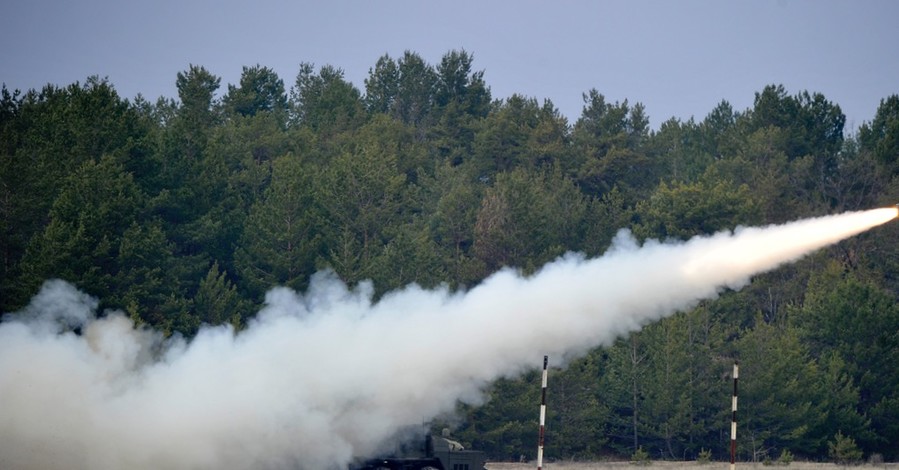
(2, 0), (897, 130)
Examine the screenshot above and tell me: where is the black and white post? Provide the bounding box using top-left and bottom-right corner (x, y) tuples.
(537, 355), (548, 470)
(731, 361), (739, 470)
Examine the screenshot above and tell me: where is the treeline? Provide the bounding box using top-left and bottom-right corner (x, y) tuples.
(2, 50), (899, 462)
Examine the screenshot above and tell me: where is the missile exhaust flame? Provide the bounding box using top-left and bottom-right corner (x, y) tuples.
(0, 207), (895, 470)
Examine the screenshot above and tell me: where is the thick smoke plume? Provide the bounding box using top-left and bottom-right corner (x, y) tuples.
(0, 208), (895, 469)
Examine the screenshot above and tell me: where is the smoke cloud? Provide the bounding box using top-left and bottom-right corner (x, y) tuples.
(0, 208), (895, 469)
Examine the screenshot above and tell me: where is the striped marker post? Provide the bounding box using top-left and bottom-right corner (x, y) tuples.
(537, 355), (548, 470)
(731, 361), (739, 470)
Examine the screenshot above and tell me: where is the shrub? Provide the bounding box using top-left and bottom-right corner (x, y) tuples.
(697, 448), (713, 464)
(828, 431), (863, 465)
(778, 449), (793, 466)
(868, 453), (884, 466)
(630, 446), (651, 466)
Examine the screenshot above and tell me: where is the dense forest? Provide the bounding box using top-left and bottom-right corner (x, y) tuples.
(2, 50), (899, 463)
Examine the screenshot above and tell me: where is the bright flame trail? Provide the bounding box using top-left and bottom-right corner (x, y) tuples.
(0, 207), (895, 470)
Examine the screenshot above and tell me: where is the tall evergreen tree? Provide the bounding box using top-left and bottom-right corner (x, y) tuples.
(472, 167), (588, 274)
(235, 153), (323, 300)
(18, 155), (143, 305)
(858, 95), (899, 176)
(364, 54), (400, 115)
(223, 64), (287, 118)
(395, 51), (438, 132)
(633, 178), (761, 242)
(793, 264), (899, 458)
(290, 62), (366, 139)
(174, 64), (221, 160)
(573, 90), (655, 198)
(316, 130), (409, 287)
(472, 95), (569, 177)
(734, 315), (825, 460)
(194, 261), (248, 329)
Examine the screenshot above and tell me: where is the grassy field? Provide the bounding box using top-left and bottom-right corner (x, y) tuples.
(486, 461), (899, 470)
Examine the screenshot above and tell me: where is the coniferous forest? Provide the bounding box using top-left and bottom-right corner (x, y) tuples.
(2, 50), (899, 462)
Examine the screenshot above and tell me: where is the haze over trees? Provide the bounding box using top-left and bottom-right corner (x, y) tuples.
(2, 50), (899, 462)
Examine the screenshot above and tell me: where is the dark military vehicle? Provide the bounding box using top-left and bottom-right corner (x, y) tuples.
(350, 430), (487, 470)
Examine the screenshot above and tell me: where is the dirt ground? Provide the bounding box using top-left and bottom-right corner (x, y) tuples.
(486, 461), (899, 470)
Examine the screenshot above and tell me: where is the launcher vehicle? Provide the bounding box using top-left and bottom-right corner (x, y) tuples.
(350, 432), (487, 470)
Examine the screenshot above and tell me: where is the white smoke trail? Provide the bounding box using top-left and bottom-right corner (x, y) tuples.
(0, 207), (895, 470)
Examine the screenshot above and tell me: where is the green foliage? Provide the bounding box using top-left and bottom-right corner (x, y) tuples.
(291, 62), (365, 137)
(858, 95), (899, 171)
(0, 78), (149, 311)
(315, 128), (410, 288)
(234, 153), (323, 299)
(419, 161), (484, 287)
(735, 315), (827, 457)
(697, 448), (713, 464)
(3, 55), (899, 463)
(778, 449), (794, 465)
(472, 94), (569, 177)
(363, 54), (400, 115)
(828, 431), (863, 465)
(19, 155), (144, 300)
(764, 449), (794, 466)
(455, 373), (541, 461)
(548, 352), (609, 459)
(223, 64), (287, 118)
(194, 262), (248, 329)
(599, 335), (648, 456)
(116, 221), (183, 328)
(394, 51), (438, 128)
(633, 178), (760, 241)
(434, 49), (491, 119)
(648, 117), (713, 184)
(572, 90), (654, 198)
(630, 446), (651, 465)
(472, 167), (588, 274)
(175, 64), (221, 141)
(749, 85), (845, 161)
(793, 265), (899, 454)
(639, 310), (726, 460)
